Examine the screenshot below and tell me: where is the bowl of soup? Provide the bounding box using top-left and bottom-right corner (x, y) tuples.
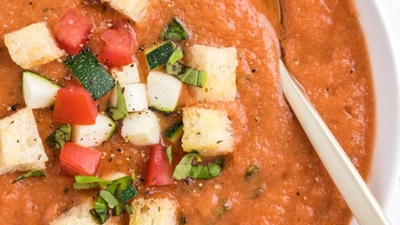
(0, 0), (398, 224)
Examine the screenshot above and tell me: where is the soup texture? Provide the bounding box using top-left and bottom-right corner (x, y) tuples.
(0, 0), (374, 224)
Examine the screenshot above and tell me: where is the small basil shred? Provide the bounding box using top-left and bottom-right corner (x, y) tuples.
(160, 17), (188, 42)
(73, 174), (138, 224)
(166, 146), (173, 164)
(12, 170), (46, 184)
(245, 164), (259, 180)
(45, 124), (71, 149)
(107, 83), (129, 120)
(165, 46), (206, 87)
(172, 151), (224, 180)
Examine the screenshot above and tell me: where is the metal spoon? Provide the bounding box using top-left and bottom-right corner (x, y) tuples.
(276, 1), (391, 225)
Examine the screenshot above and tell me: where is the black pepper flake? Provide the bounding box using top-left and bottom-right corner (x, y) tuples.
(11, 103), (18, 111)
(296, 191), (300, 196)
(182, 216), (187, 224)
(251, 68), (257, 73)
(63, 187), (70, 194)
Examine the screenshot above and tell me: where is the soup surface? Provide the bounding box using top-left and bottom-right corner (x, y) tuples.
(0, 0), (374, 224)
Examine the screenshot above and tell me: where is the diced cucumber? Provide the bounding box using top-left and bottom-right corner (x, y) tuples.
(121, 110), (160, 146)
(121, 83), (148, 112)
(108, 83), (129, 120)
(71, 113), (116, 147)
(147, 71), (182, 112)
(145, 41), (174, 70)
(22, 71), (60, 109)
(65, 48), (115, 100)
(110, 62), (140, 85)
(164, 121), (183, 143)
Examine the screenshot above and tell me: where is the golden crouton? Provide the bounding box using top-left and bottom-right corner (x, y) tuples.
(4, 22), (64, 69)
(185, 44), (238, 102)
(0, 108), (48, 175)
(129, 197), (177, 225)
(101, 0), (151, 22)
(182, 107), (234, 156)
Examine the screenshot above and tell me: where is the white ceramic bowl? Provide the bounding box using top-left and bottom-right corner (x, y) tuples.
(351, 0), (400, 224)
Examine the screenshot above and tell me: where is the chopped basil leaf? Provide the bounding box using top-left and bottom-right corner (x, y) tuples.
(75, 175), (112, 185)
(108, 83), (129, 120)
(172, 151), (202, 180)
(166, 146), (173, 164)
(45, 124), (71, 149)
(188, 157), (224, 179)
(245, 164), (259, 180)
(100, 190), (119, 208)
(12, 170), (46, 184)
(160, 17), (188, 42)
(76, 174), (137, 224)
(172, 151), (224, 180)
(165, 47), (206, 87)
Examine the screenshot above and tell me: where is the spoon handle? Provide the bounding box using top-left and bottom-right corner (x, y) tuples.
(278, 59), (391, 225)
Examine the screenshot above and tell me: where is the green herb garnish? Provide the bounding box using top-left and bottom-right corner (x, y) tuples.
(172, 151), (224, 180)
(160, 17), (188, 42)
(13, 170), (47, 183)
(73, 174), (138, 224)
(107, 83), (129, 120)
(45, 124), (71, 149)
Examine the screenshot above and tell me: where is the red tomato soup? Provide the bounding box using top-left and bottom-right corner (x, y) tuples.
(0, 0), (374, 225)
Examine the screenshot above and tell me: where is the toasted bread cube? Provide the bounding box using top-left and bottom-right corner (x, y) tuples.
(50, 198), (119, 225)
(4, 22), (64, 69)
(129, 198), (177, 225)
(0, 108), (48, 175)
(101, 0), (151, 22)
(185, 44), (238, 102)
(182, 107), (234, 156)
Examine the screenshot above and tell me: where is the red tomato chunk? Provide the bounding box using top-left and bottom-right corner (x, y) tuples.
(53, 79), (98, 125)
(97, 20), (137, 67)
(54, 8), (93, 55)
(60, 142), (102, 176)
(146, 144), (175, 186)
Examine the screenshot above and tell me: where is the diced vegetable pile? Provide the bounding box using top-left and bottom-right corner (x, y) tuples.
(10, 8), (234, 224)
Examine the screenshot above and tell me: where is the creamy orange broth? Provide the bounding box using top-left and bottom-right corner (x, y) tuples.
(0, 0), (374, 224)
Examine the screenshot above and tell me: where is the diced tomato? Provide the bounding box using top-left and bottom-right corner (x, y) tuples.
(54, 8), (93, 55)
(53, 79), (98, 125)
(97, 20), (137, 67)
(145, 144), (175, 186)
(60, 142), (101, 176)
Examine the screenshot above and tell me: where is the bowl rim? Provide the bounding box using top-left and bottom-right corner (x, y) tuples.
(351, 0), (400, 223)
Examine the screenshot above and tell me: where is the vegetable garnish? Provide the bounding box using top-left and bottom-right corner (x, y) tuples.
(166, 146), (173, 164)
(65, 48), (115, 100)
(145, 41), (175, 70)
(45, 124), (71, 149)
(73, 174), (138, 224)
(107, 83), (129, 120)
(12, 170), (47, 184)
(245, 164), (259, 180)
(165, 46), (206, 87)
(164, 121), (184, 143)
(160, 17), (188, 42)
(172, 151), (224, 180)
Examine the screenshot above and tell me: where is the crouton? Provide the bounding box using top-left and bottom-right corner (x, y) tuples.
(4, 22), (64, 69)
(110, 62), (141, 85)
(101, 0), (151, 22)
(181, 107), (234, 156)
(50, 198), (119, 225)
(0, 108), (48, 175)
(129, 197), (177, 225)
(185, 44), (238, 102)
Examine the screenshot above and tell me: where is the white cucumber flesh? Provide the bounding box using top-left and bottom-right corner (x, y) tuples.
(22, 71), (60, 109)
(147, 71), (182, 112)
(121, 110), (160, 146)
(71, 113), (116, 147)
